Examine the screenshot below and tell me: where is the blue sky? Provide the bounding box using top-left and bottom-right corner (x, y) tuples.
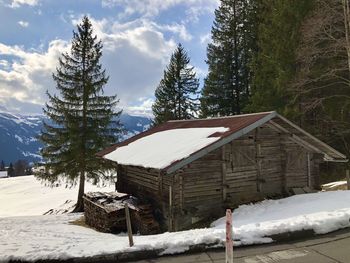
(0, 0), (218, 116)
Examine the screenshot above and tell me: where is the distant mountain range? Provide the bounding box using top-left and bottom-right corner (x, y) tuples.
(0, 109), (151, 164)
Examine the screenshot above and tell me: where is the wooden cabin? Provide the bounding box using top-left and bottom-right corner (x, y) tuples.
(98, 111), (348, 231)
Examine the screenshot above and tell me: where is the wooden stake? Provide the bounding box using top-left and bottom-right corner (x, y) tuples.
(346, 170), (350, 190)
(225, 209), (233, 263)
(124, 203), (134, 247)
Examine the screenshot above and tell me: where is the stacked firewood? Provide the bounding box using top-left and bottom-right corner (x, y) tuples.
(132, 204), (160, 235)
(84, 192), (132, 233)
(83, 192), (160, 235)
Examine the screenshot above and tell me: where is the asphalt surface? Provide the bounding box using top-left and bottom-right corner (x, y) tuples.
(131, 228), (350, 263)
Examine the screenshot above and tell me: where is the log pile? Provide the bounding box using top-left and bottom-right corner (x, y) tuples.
(83, 192), (160, 235)
(132, 204), (160, 235)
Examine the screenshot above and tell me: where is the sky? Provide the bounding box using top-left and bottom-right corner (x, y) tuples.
(0, 0), (218, 116)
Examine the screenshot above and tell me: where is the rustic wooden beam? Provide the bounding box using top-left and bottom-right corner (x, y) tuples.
(158, 171), (163, 197)
(179, 174), (184, 212)
(275, 114), (347, 160)
(255, 128), (263, 192)
(221, 145), (227, 202)
(268, 121), (323, 154)
(280, 134), (288, 192)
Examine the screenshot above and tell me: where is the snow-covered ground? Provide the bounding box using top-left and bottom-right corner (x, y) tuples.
(1, 189), (350, 261)
(0, 175), (115, 217)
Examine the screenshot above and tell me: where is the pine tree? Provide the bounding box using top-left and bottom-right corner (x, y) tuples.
(39, 16), (122, 212)
(152, 43), (199, 125)
(248, 0), (313, 114)
(200, 0), (258, 117)
(0, 160), (5, 171)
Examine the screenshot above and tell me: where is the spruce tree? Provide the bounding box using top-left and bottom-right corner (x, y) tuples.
(0, 160), (5, 171)
(248, 0), (313, 114)
(39, 16), (122, 212)
(152, 43), (199, 125)
(200, 0), (258, 117)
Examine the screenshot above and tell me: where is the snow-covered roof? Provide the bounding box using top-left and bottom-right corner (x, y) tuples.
(100, 111), (348, 173)
(104, 127), (229, 170)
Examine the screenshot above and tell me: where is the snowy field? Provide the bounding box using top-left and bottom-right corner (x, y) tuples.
(0, 175), (115, 217)
(1, 177), (350, 262)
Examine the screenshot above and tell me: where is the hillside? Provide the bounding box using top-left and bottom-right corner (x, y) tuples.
(0, 109), (151, 164)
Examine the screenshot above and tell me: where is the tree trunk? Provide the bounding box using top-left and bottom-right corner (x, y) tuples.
(73, 170), (85, 212)
(343, 0), (350, 75)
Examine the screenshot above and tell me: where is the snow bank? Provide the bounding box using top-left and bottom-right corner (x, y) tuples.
(0, 175), (115, 217)
(104, 127), (229, 169)
(1, 190), (350, 261)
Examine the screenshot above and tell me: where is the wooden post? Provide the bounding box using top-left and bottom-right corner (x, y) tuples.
(346, 170), (350, 190)
(225, 209), (233, 263)
(255, 129), (263, 192)
(222, 145), (227, 201)
(169, 185), (173, 232)
(158, 171), (162, 195)
(124, 203), (134, 247)
(179, 175), (184, 212)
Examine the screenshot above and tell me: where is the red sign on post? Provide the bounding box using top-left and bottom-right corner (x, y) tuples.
(225, 209), (233, 263)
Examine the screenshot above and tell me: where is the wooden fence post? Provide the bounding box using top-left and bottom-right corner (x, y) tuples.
(346, 170), (350, 190)
(225, 209), (233, 263)
(124, 203), (134, 247)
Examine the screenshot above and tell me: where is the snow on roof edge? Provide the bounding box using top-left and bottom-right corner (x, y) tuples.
(104, 127), (229, 170)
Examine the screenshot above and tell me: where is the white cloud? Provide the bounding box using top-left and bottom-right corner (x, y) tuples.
(124, 97), (154, 117)
(85, 17), (176, 108)
(18, 21), (29, 27)
(185, 1), (219, 23)
(102, 0), (218, 18)
(9, 0), (39, 8)
(150, 22), (192, 41)
(200, 32), (211, 45)
(0, 16), (177, 114)
(0, 40), (69, 110)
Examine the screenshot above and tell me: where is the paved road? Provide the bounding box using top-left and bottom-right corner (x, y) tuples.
(132, 228), (350, 263)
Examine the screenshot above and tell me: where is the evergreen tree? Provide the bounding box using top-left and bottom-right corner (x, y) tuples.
(247, 0), (313, 114)
(200, 0), (258, 117)
(39, 16), (122, 212)
(0, 160), (5, 171)
(7, 163), (14, 177)
(152, 43), (199, 125)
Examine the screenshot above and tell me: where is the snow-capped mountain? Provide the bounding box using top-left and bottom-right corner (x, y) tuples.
(0, 109), (151, 164)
